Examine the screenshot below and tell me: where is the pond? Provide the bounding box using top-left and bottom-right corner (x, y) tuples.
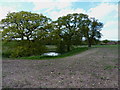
(42, 52), (60, 56)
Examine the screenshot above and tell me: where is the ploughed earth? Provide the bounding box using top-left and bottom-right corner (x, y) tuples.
(2, 47), (118, 88)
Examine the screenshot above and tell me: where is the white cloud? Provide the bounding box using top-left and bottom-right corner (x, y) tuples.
(49, 8), (86, 20)
(0, 0), (87, 2)
(101, 20), (118, 40)
(87, 3), (118, 40)
(101, 28), (118, 40)
(1, 0), (119, 2)
(0, 0), (79, 2)
(104, 21), (118, 28)
(48, 3), (118, 20)
(47, 2), (118, 40)
(0, 6), (16, 21)
(87, 3), (118, 19)
(25, 0), (74, 2)
(33, 2), (72, 11)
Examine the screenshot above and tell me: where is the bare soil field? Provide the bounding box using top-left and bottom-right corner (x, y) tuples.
(2, 47), (118, 88)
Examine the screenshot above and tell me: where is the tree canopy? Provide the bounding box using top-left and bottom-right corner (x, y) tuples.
(52, 13), (103, 51)
(1, 11), (103, 57)
(1, 11), (51, 41)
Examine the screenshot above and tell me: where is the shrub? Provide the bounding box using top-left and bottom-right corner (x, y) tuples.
(11, 46), (29, 57)
(2, 51), (11, 58)
(7, 40), (47, 58)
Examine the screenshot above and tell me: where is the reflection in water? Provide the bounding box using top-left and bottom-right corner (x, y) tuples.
(43, 52), (60, 56)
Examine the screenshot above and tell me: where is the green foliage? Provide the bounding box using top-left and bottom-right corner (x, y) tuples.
(1, 11), (51, 58)
(2, 40), (47, 58)
(29, 41), (47, 55)
(2, 41), (18, 58)
(1, 11), (104, 58)
(102, 39), (110, 43)
(12, 41), (47, 58)
(1, 11), (51, 41)
(53, 13), (103, 49)
(56, 41), (67, 53)
(2, 50), (11, 58)
(11, 46), (30, 57)
(81, 18), (103, 47)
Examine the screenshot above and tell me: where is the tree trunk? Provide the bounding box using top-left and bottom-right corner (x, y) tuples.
(88, 38), (91, 47)
(21, 36), (24, 40)
(88, 43), (91, 47)
(27, 36), (29, 40)
(67, 45), (70, 52)
(66, 36), (72, 52)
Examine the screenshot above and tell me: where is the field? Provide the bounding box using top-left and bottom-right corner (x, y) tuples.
(2, 46), (118, 88)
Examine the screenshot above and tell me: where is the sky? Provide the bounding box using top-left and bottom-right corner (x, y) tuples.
(0, 0), (119, 41)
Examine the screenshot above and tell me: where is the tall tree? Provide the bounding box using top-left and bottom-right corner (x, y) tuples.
(53, 13), (89, 52)
(0, 11), (51, 57)
(1, 11), (51, 41)
(82, 18), (103, 47)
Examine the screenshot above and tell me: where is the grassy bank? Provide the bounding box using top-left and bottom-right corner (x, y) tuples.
(18, 47), (89, 60)
(2, 41), (119, 60)
(74, 44), (119, 48)
(93, 44), (119, 48)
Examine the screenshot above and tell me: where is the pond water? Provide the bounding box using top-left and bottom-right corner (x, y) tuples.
(42, 52), (60, 56)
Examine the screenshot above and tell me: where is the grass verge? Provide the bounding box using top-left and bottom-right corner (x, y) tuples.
(92, 44), (119, 48)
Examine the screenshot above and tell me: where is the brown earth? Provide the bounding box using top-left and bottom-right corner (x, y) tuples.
(2, 47), (118, 88)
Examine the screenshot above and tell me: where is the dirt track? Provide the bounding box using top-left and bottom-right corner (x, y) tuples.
(2, 47), (118, 88)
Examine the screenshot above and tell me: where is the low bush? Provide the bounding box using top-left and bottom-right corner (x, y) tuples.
(3, 40), (47, 58)
(2, 51), (11, 58)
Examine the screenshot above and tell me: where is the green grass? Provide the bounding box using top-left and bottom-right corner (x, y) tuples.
(93, 44), (119, 48)
(104, 65), (118, 70)
(74, 44), (119, 48)
(18, 47), (89, 60)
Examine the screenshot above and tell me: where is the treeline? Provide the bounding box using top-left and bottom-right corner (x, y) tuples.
(0, 11), (103, 57)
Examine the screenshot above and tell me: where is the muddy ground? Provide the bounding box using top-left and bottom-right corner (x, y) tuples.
(2, 47), (118, 88)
